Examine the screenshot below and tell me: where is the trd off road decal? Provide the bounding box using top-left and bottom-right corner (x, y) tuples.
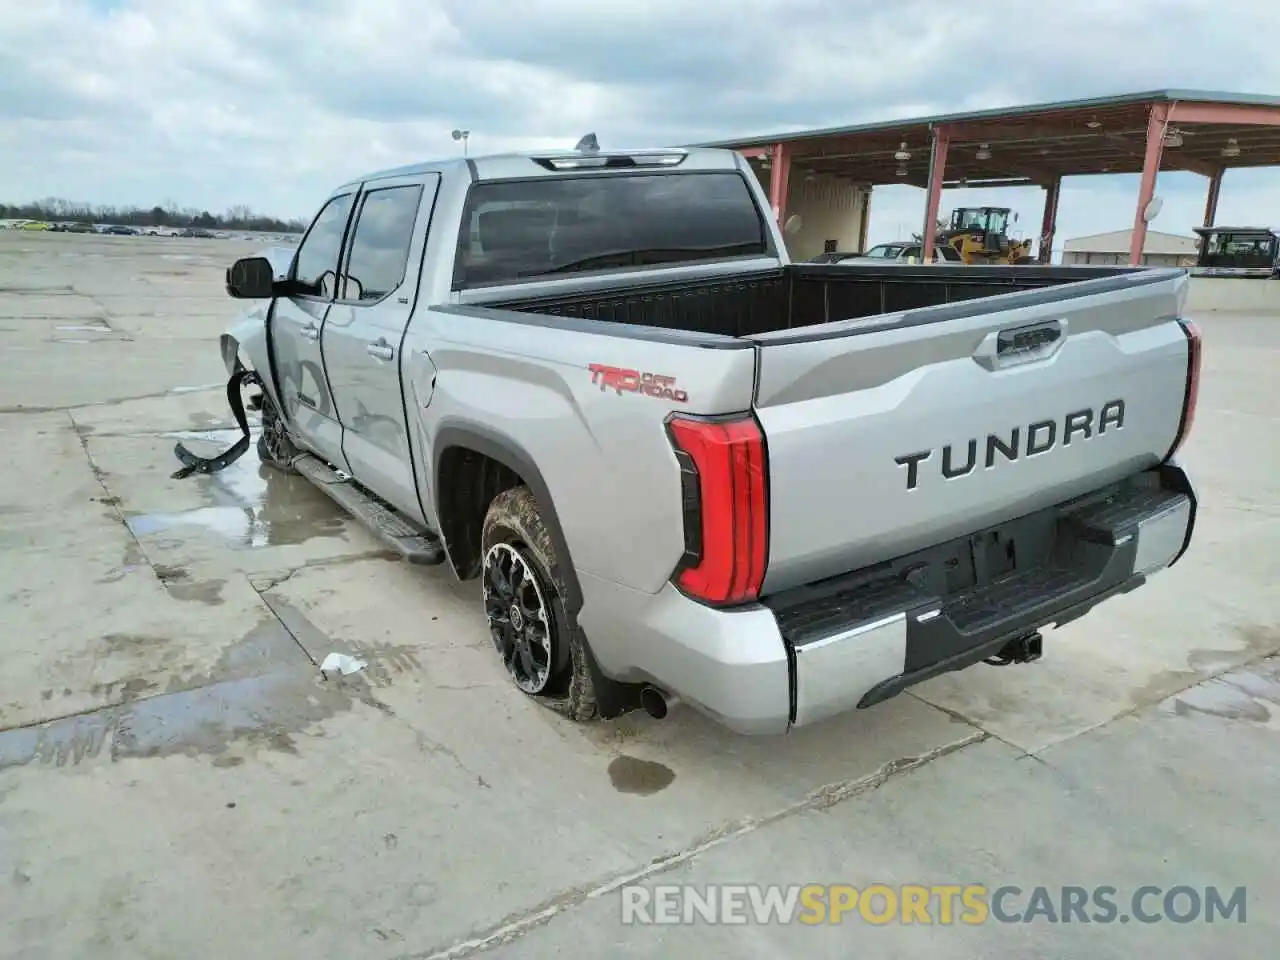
(588, 363), (689, 403)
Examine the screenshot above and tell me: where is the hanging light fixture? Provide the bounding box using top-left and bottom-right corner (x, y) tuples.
(1163, 128), (1184, 148)
(975, 143), (992, 161)
(1085, 119), (1102, 129)
(1221, 138), (1241, 158)
(893, 141), (911, 161)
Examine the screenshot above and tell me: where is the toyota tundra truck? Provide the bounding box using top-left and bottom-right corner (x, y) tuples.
(190, 140), (1201, 735)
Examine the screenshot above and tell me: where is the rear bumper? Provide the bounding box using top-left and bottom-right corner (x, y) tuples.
(577, 464), (1196, 735)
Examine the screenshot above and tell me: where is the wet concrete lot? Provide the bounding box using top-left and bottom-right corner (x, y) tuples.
(1, 231), (1277, 958)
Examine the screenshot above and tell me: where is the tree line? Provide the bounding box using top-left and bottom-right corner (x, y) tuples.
(0, 197), (305, 234)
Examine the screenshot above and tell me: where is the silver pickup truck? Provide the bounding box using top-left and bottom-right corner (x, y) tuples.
(194, 142), (1201, 735)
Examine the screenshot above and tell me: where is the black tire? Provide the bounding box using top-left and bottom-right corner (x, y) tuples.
(480, 486), (598, 722)
(256, 389), (300, 474)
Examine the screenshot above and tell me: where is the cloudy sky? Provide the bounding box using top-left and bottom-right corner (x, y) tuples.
(3, 0), (1278, 251)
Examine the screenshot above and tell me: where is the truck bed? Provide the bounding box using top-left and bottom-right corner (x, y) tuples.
(488, 263), (1163, 339)
(483, 260), (1195, 596)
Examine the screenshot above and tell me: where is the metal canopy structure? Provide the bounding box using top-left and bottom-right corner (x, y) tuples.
(701, 90), (1280, 264)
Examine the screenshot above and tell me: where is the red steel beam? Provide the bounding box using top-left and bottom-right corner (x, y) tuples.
(1129, 104), (1168, 265)
(1203, 166), (1224, 228)
(858, 187), (872, 252)
(1169, 103), (1280, 126)
(920, 127), (950, 262)
(768, 142), (792, 225)
(1039, 176), (1062, 264)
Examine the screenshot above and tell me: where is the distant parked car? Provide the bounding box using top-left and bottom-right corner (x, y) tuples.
(810, 242), (964, 265)
(103, 224), (137, 236)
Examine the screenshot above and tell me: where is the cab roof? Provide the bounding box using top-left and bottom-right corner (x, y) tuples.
(339, 146), (743, 191)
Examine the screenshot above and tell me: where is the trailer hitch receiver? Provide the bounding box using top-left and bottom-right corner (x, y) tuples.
(983, 631), (1043, 667)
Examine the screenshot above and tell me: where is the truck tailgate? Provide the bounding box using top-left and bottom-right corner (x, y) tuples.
(749, 270), (1193, 595)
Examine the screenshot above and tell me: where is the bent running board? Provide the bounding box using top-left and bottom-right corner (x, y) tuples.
(293, 454), (445, 565)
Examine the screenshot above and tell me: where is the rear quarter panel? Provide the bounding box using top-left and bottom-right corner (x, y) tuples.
(406, 307), (758, 593)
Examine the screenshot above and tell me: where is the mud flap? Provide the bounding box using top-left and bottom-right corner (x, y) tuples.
(170, 369), (262, 479)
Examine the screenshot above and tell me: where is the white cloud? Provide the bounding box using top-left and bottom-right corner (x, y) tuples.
(2, 0), (1279, 245)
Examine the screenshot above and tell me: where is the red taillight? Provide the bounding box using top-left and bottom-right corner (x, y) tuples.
(666, 413), (769, 606)
(1166, 319), (1202, 459)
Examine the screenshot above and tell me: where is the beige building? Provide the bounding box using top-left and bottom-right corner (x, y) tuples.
(1062, 229), (1198, 267)
(746, 161), (870, 261)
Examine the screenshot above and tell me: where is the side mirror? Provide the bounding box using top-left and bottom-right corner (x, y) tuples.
(226, 256), (279, 299)
(783, 213), (803, 236)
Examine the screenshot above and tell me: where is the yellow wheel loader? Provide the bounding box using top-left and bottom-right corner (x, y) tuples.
(937, 207), (1034, 264)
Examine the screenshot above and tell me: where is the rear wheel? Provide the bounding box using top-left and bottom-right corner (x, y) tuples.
(480, 486), (597, 721)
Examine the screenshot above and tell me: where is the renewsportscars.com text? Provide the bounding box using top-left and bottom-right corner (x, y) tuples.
(620, 884), (1247, 926)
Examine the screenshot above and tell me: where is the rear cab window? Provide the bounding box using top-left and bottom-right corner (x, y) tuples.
(341, 184), (424, 302)
(453, 172), (768, 289)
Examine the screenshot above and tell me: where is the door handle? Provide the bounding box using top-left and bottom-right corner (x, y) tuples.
(366, 338), (395, 362)
(299, 322), (319, 342)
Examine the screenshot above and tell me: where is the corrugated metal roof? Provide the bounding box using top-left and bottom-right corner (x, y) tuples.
(696, 89), (1280, 149)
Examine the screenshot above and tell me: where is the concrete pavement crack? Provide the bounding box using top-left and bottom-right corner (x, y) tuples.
(406, 730), (987, 960)
(1021, 643), (1280, 755)
(905, 690), (1039, 760)
(246, 550), (402, 593)
(68, 409), (157, 575)
(2, 384), (222, 415)
(909, 641), (1280, 762)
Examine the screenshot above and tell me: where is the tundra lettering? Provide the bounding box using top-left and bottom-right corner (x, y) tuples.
(895, 400), (1127, 491)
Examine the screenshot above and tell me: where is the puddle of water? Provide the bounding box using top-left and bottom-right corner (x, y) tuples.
(162, 427), (252, 445)
(1220, 661), (1280, 704)
(55, 323), (112, 333)
(165, 578), (227, 605)
(0, 618), (389, 770)
(0, 670), (363, 770)
(1166, 659), (1280, 730)
(608, 755), (675, 796)
(127, 436), (347, 548)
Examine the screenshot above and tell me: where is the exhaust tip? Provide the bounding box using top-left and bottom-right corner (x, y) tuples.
(640, 685), (677, 720)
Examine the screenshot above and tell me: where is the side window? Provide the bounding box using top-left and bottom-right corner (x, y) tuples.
(341, 184), (424, 302)
(293, 193), (355, 298)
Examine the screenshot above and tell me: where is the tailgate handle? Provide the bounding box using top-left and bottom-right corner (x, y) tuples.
(974, 319), (1067, 370)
